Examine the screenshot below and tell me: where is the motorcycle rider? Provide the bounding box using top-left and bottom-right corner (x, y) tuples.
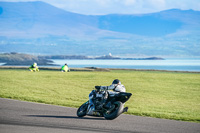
(29, 62), (39, 72)
(61, 63), (70, 72)
(87, 79), (126, 115)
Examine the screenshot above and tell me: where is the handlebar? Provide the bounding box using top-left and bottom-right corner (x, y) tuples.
(95, 86), (101, 90)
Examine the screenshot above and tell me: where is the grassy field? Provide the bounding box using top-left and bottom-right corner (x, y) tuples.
(0, 69), (200, 123)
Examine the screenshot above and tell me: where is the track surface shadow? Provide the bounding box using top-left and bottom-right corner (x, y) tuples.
(26, 115), (105, 120)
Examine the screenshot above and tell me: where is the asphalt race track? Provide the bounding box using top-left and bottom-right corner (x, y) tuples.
(0, 98), (199, 133)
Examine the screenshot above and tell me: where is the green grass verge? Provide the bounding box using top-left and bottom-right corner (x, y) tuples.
(0, 69), (200, 123)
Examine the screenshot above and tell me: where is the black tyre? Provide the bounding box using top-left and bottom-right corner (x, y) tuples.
(77, 101), (88, 117)
(103, 101), (124, 120)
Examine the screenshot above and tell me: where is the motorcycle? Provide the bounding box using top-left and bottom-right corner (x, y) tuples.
(77, 86), (132, 120)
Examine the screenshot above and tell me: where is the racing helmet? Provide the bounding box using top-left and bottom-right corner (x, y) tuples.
(112, 79), (121, 85)
(34, 62), (37, 66)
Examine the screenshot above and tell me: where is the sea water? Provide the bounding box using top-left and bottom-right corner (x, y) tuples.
(51, 58), (200, 72)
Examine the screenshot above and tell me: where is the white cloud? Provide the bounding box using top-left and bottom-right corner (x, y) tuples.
(149, 0), (166, 8)
(124, 0), (136, 6)
(1, 0), (200, 15)
(165, 0), (200, 10)
(95, 0), (110, 6)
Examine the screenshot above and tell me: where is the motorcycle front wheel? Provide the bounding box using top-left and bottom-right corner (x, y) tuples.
(77, 101), (88, 117)
(103, 101), (124, 120)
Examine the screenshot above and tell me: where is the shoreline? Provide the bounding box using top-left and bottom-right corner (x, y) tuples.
(0, 66), (200, 73)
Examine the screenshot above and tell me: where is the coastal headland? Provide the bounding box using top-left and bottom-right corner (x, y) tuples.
(0, 52), (164, 66)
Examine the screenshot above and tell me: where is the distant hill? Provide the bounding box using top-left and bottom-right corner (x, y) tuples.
(0, 53), (52, 65)
(0, 1), (199, 57)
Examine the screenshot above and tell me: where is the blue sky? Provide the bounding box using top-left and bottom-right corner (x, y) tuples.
(1, 0), (200, 15)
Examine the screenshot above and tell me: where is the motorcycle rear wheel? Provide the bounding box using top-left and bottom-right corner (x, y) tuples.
(77, 101), (88, 117)
(103, 101), (124, 120)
